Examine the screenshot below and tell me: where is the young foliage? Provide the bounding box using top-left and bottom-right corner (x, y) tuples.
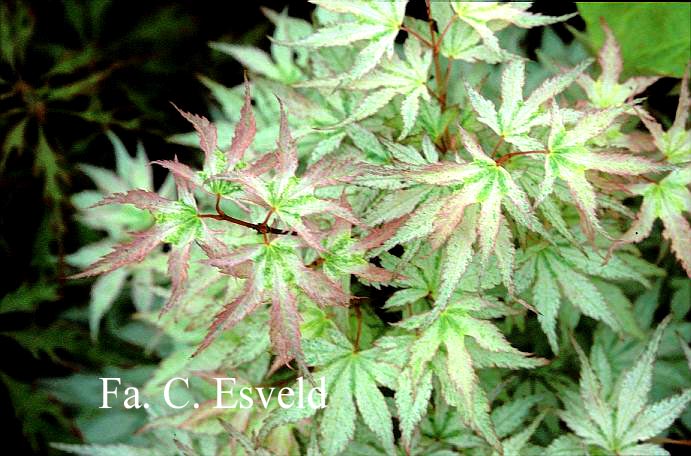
(609, 66), (691, 275)
(66, 132), (175, 337)
(419, 2), (575, 66)
(576, 19), (659, 109)
(466, 59), (591, 150)
(371, 128), (544, 308)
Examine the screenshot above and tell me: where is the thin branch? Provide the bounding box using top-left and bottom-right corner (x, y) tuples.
(400, 26), (433, 48)
(424, 0), (452, 152)
(261, 208), (275, 244)
(495, 150), (547, 166)
(426, 83), (444, 103)
(435, 14), (458, 51)
(428, 21), (444, 110)
(490, 137), (505, 158)
(354, 302), (363, 352)
(648, 437), (691, 446)
(198, 194), (295, 236)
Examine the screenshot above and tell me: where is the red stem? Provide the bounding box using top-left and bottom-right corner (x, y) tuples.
(198, 194), (294, 236)
(490, 137), (505, 158)
(435, 15), (457, 51)
(495, 150), (546, 166)
(354, 303), (362, 352)
(400, 26), (433, 48)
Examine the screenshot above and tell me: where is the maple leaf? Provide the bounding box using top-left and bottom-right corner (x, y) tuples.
(284, 0), (408, 84)
(516, 238), (662, 354)
(466, 58), (591, 151)
(210, 8), (312, 84)
(67, 132), (175, 338)
(155, 79), (282, 204)
(577, 19), (660, 109)
(260, 328), (399, 455)
(429, 1), (505, 63)
(199, 237), (349, 374)
(603, 67), (690, 275)
(372, 129), (545, 308)
(411, 393), (547, 455)
(559, 316), (691, 455)
(69, 186), (205, 315)
(448, 2), (577, 62)
(609, 166), (691, 276)
(637, 64), (690, 165)
(392, 297), (546, 450)
(379, 242), (501, 312)
(70, 131), (172, 240)
(266, 91), (388, 165)
(298, 37), (431, 140)
(534, 103), (668, 237)
(218, 99), (360, 251)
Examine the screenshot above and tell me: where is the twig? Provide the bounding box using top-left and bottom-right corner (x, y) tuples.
(400, 26), (433, 48)
(354, 302), (363, 352)
(495, 150), (547, 166)
(435, 14), (458, 51)
(198, 194), (295, 236)
(490, 137), (505, 158)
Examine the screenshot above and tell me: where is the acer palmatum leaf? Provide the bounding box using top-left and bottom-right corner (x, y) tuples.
(218, 99), (361, 251)
(198, 237), (349, 375)
(609, 166), (691, 276)
(537, 103), (669, 238)
(285, 0), (408, 84)
(372, 128), (544, 308)
(70, 189), (206, 315)
(466, 58), (592, 150)
(577, 19), (659, 109)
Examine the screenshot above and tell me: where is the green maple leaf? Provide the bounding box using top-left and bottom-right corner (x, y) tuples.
(449, 2), (577, 62)
(516, 239), (662, 354)
(392, 297), (546, 450)
(379, 242), (501, 312)
(265, 328), (399, 455)
(466, 57), (591, 151)
(535, 103), (667, 237)
(559, 316), (691, 455)
(285, 0), (408, 84)
(298, 37), (431, 139)
(577, 19), (659, 109)
(413, 393), (547, 455)
(373, 128), (545, 308)
(211, 8), (312, 84)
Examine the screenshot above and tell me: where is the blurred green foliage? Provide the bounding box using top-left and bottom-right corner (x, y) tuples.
(0, 0), (207, 453)
(576, 2), (691, 78)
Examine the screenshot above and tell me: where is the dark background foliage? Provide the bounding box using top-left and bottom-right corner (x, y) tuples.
(0, 1), (684, 454)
